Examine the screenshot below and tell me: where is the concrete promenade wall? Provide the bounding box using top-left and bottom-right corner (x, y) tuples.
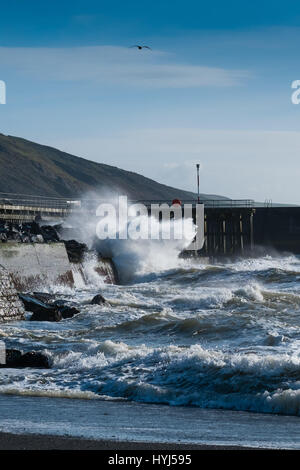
(0, 243), (74, 291)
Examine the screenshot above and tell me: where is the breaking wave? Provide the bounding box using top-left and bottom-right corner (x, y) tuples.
(2, 340), (300, 416)
(2, 249), (300, 417)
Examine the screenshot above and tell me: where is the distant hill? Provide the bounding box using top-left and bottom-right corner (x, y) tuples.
(0, 133), (228, 201)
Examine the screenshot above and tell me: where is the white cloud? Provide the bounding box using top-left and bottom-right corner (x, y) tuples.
(0, 45), (248, 88)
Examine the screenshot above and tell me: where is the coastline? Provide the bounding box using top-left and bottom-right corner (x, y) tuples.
(0, 431), (261, 450)
(0, 394), (299, 450)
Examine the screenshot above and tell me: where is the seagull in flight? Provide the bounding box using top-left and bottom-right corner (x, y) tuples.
(130, 45), (152, 50)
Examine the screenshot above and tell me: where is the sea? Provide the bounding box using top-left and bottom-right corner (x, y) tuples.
(1, 226), (300, 448)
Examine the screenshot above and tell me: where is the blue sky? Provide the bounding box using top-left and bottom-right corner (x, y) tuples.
(1, 1), (300, 202)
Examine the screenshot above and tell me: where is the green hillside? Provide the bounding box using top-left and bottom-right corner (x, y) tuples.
(0, 133), (227, 201)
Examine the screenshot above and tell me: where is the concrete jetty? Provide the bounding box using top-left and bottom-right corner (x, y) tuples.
(2, 192), (300, 257)
(196, 206), (300, 257)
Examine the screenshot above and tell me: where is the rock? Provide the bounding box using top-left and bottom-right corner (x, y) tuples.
(32, 293), (79, 318)
(16, 351), (50, 368)
(90, 294), (106, 305)
(28, 221), (42, 235)
(32, 292), (56, 303)
(19, 293), (56, 313)
(0, 349), (50, 368)
(40, 225), (60, 242)
(58, 306), (80, 319)
(19, 294), (62, 322)
(30, 309), (62, 322)
(5, 349), (22, 364)
(19, 293), (79, 321)
(63, 239), (87, 263)
(0, 220), (61, 243)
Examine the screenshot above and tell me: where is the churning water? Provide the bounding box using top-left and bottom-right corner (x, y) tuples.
(2, 241), (300, 421)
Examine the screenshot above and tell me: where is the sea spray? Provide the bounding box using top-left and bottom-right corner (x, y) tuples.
(64, 191), (197, 283)
(95, 197), (196, 282)
(94, 214), (195, 283)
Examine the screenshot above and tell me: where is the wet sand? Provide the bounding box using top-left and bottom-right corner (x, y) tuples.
(0, 396), (298, 449)
(0, 431), (258, 450)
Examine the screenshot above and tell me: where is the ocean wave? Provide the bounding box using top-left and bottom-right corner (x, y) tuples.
(11, 342), (295, 416)
(2, 340), (300, 415)
(228, 255), (300, 273)
(3, 253), (300, 419)
(99, 311), (249, 339)
(0, 387), (101, 400)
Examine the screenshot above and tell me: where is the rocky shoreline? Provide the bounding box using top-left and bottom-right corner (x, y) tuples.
(0, 349), (50, 369)
(0, 219), (92, 263)
(19, 291), (105, 322)
(0, 290), (107, 369)
(0, 220), (110, 369)
(0, 220), (60, 244)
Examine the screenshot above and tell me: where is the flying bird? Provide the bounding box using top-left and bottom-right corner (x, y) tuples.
(130, 45), (152, 50)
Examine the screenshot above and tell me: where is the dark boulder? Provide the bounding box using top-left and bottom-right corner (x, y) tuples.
(19, 293), (79, 321)
(0, 220), (60, 243)
(19, 294), (52, 314)
(32, 292), (56, 303)
(32, 294), (79, 319)
(47, 298), (79, 318)
(58, 306), (80, 319)
(90, 294), (106, 305)
(5, 349), (22, 364)
(63, 239), (87, 263)
(0, 349), (50, 368)
(30, 221), (42, 235)
(19, 294), (62, 322)
(40, 225), (60, 242)
(30, 309), (62, 322)
(16, 351), (50, 368)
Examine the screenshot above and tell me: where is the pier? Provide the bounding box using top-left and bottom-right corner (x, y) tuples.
(1, 192), (300, 256)
(0, 193), (80, 222)
(201, 206), (255, 257)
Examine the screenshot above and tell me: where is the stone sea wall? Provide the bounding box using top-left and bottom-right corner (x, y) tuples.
(0, 265), (25, 322)
(0, 241), (117, 322)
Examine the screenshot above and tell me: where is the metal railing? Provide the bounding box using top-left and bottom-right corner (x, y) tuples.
(0, 192), (255, 211)
(131, 199), (255, 208)
(198, 199), (254, 208)
(0, 192), (79, 210)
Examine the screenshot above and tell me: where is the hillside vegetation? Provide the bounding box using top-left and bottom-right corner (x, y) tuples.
(0, 133), (227, 201)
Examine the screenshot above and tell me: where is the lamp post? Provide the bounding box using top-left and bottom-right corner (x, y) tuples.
(196, 164), (200, 204)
